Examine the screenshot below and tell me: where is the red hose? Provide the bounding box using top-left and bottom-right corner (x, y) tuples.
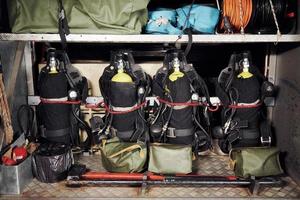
(41, 97), (262, 111)
(228, 103), (262, 109)
(85, 101), (104, 109)
(158, 98), (201, 107)
(208, 105), (220, 112)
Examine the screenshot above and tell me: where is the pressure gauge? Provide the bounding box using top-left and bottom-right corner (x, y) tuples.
(138, 86), (145, 95)
(191, 93), (199, 102)
(68, 89), (78, 101)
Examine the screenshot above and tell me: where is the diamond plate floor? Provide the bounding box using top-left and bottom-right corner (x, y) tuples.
(1, 154), (300, 199)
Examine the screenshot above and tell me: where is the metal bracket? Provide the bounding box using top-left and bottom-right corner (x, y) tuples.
(139, 173), (148, 196)
(166, 127), (176, 138)
(85, 96), (103, 105)
(249, 177), (261, 196)
(260, 136), (272, 145)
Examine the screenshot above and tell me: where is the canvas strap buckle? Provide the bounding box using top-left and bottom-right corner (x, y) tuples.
(261, 136), (271, 146)
(166, 128), (194, 138)
(167, 127), (176, 138)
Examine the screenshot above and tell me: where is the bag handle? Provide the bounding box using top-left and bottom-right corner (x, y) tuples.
(58, 0), (70, 51)
(102, 140), (145, 159)
(228, 149), (236, 170)
(108, 144), (144, 159)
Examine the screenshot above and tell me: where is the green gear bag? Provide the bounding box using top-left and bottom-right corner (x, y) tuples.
(100, 137), (147, 173)
(148, 143), (193, 174)
(230, 147), (284, 178)
(7, 0), (149, 34)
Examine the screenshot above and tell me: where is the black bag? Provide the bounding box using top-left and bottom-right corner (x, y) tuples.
(32, 143), (73, 183)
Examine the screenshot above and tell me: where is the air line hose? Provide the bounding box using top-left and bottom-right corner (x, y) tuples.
(221, 0), (252, 33)
(222, 0), (291, 34)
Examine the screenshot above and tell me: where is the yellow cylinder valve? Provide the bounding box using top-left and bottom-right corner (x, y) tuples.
(111, 68), (133, 83)
(169, 57), (184, 82)
(238, 58), (253, 79)
(169, 67), (184, 82)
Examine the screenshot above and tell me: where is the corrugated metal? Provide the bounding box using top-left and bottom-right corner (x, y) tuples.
(1, 154), (298, 199)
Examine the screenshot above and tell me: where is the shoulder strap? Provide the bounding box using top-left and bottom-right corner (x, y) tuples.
(62, 53), (83, 86)
(259, 120), (272, 146)
(183, 65), (210, 104)
(152, 66), (169, 97)
(58, 0), (70, 51)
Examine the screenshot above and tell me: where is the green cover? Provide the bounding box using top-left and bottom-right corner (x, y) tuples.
(8, 0), (149, 34)
(148, 143), (193, 174)
(230, 147), (284, 178)
(100, 137), (147, 173)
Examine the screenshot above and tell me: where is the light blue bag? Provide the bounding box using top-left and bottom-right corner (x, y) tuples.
(145, 9), (182, 35)
(176, 4), (220, 34)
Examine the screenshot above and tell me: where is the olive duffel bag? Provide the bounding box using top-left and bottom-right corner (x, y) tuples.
(148, 143), (193, 174)
(7, 0), (149, 34)
(230, 147), (284, 178)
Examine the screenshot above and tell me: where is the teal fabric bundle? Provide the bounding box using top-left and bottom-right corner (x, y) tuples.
(145, 4), (220, 34)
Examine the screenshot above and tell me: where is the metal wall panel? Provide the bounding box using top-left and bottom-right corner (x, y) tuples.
(273, 43), (300, 184)
(0, 41), (28, 135)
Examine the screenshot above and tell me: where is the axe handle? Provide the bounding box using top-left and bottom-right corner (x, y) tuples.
(81, 172), (237, 182)
(82, 172), (164, 181)
(0, 73), (14, 144)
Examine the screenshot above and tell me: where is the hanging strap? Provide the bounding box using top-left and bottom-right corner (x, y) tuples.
(259, 120), (272, 146)
(101, 139), (145, 159)
(184, 28), (193, 57)
(58, 0), (70, 51)
(109, 144), (145, 159)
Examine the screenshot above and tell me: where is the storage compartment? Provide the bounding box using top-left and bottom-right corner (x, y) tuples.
(1, 40), (300, 198)
(0, 0), (299, 198)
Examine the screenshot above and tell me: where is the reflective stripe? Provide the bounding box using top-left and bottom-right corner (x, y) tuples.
(237, 99), (260, 106)
(111, 104), (137, 112)
(41, 96), (68, 101)
(167, 100), (191, 110)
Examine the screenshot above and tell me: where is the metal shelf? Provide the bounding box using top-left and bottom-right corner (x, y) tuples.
(1, 33), (300, 43)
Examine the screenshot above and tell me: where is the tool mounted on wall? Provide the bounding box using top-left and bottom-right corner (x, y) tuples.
(0, 55), (14, 150)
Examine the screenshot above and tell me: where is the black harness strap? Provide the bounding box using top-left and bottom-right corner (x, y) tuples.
(42, 127), (71, 138)
(259, 120), (272, 146)
(184, 28), (193, 57)
(58, 0), (70, 51)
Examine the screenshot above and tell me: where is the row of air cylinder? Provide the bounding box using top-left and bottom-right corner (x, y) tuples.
(38, 48), (275, 153)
